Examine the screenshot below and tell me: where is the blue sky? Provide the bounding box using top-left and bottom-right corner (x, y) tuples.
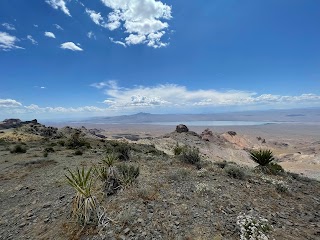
(0, 0), (320, 120)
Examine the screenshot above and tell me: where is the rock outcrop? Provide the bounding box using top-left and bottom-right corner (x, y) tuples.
(175, 124), (189, 133)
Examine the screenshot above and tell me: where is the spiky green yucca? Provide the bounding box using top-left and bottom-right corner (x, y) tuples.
(66, 167), (98, 225)
(102, 153), (118, 167)
(249, 149), (275, 166)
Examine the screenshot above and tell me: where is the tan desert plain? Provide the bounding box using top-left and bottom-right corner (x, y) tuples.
(0, 113), (319, 240)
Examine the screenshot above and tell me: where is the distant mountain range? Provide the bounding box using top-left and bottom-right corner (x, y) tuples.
(72, 108), (320, 124)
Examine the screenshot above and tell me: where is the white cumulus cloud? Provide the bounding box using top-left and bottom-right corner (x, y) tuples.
(60, 42), (83, 51)
(44, 31), (56, 38)
(27, 35), (38, 45)
(46, 0), (71, 16)
(0, 99), (22, 107)
(2, 23), (16, 31)
(0, 32), (23, 51)
(100, 0), (172, 48)
(85, 8), (107, 27)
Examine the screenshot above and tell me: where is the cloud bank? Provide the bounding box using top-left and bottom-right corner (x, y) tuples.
(2, 82), (320, 118)
(96, 81), (320, 110)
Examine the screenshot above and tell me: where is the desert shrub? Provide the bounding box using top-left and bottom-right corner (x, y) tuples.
(173, 143), (184, 156)
(288, 172), (314, 183)
(195, 182), (211, 195)
(275, 182), (289, 193)
(225, 165), (246, 180)
(65, 167), (98, 225)
(249, 149), (275, 166)
(179, 146), (201, 167)
(105, 141), (131, 161)
(115, 143), (131, 161)
(267, 162), (284, 175)
(10, 144), (27, 154)
(117, 164), (140, 186)
(237, 213), (272, 240)
(168, 168), (190, 182)
(44, 147), (55, 153)
(57, 140), (65, 146)
(214, 160), (228, 169)
(43, 152), (48, 157)
(74, 150), (83, 156)
(0, 139), (7, 146)
(66, 133), (90, 149)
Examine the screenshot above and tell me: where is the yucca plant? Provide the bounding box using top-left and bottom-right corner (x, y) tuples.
(102, 153), (118, 167)
(66, 167), (98, 225)
(117, 164), (140, 186)
(249, 149), (275, 166)
(96, 153), (121, 195)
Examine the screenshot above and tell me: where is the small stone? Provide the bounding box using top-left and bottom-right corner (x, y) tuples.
(15, 185), (24, 191)
(19, 222), (26, 228)
(175, 221), (180, 226)
(119, 235), (126, 240)
(44, 218), (50, 223)
(42, 202), (51, 208)
(123, 228), (130, 234)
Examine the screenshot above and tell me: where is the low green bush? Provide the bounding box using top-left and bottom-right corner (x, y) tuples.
(173, 143), (184, 156)
(74, 150), (83, 156)
(178, 146), (201, 167)
(225, 165), (247, 180)
(10, 144), (27, 154)
(66, 133), (90, 149)
(117, 164), (140, 186)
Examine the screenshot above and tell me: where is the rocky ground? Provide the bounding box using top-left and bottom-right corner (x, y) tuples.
(0, 121), (319, 240)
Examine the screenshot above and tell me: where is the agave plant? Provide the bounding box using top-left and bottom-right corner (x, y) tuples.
(66, 167), (98, 225)
(249, 149), (275, 166)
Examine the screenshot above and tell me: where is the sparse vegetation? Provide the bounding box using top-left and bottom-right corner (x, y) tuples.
(237, 213), (272, 240)
(177, 145), (201, 167)
(74, 150), (83, 155)
(10, 144), (27, 153)
(173, 142), (184, 155)
(66, 132), (90, 149)
(225, 165), (247, 180)
(57, 140), (65, 146)
(117, 164), (140, 186)
(44, 147), (55, 153)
